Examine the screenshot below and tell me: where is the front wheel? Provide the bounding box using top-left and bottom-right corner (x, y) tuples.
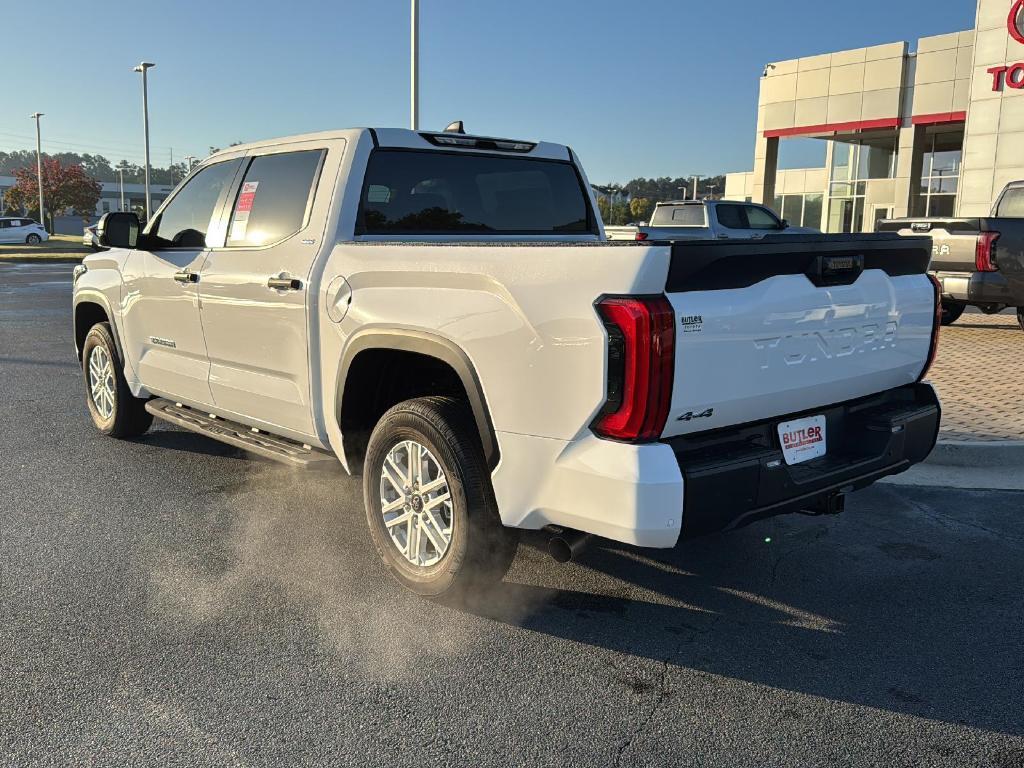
(81, 322), (153, 438)
(940, 300), (966, 326)
(363, 396), (517, 598)
(26, 233), (42, 245)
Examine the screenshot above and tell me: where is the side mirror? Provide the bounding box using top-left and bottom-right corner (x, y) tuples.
(780, 219), (790, 229)
(97, 211), (139, 249)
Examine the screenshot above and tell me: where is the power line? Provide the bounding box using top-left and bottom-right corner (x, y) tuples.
(0, 131), (174, 162)
(0, 129), (174, 153)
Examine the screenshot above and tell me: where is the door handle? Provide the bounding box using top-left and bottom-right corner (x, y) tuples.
(173, 270), (199, 283)
(267, 276), (302, 291)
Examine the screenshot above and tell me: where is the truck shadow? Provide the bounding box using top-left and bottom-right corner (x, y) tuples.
(465, 486), (1024, 737)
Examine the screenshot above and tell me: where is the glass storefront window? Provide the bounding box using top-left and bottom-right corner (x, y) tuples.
(916, 129), (964, 218)
(831, 143), (853, 182)
(803, 194), (822, 229)
(857, 140), (896, 179)
(781, 195), (802, 225)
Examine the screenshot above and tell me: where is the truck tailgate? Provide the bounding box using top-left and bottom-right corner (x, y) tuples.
(661, 236), (935, 439)
(876, 218), (982, 272)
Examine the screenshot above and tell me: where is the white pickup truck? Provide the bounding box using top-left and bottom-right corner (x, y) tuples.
(73, 126), (941, 598)
(605, 199), (821, 242)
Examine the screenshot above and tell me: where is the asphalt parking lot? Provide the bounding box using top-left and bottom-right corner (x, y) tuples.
(2, 262), (1023, 767)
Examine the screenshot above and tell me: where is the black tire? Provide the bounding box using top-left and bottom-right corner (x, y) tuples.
(363, 396), (517, 598)
(940, 300), (966, 326)
(1018, 307), (1024, 333)
(26, 233), (41, 245)
(81, 322), (153, 438)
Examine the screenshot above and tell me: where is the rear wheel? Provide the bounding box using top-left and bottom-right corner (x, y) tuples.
(1017, 307), (1024, 333)
(940, 300), (966, 326)
(26, 233), (41, 245)
(81, 322), (152, 438)
(363, 396), (517, 598)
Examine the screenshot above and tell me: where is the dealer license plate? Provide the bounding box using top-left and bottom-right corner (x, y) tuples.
(777, 415), (827, 466)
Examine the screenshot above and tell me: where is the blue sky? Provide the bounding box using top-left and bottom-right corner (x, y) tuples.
(8, 0), (975, 183)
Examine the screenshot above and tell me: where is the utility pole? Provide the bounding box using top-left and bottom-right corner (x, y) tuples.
(133, 61), (155, 221)
(30, 113), (45, 230)
(411, 0), (419, 130)
(118, 167), (125, 211)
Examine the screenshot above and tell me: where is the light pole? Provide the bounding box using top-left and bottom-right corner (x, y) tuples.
(184, 155), (197, 174)
(411, 0), (419, 130)
(117, 167), (125, 211)
(692, 175), (701, 201)
(30, 113), (45, 230)
(133, 61), (155, 221)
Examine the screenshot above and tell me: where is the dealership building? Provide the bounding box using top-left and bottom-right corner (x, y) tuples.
(725, 0), (1024, 232)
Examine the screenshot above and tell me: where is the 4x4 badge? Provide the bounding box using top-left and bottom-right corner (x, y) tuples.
(678, 408), (714, 422)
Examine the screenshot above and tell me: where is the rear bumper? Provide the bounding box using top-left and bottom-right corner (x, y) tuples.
(664, 383), (940, 538)
(934, 270), (1016, 306)
(492, 383), (940, 549)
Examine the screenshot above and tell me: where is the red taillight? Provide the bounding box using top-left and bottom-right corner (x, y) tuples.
(634, 231), (648, 241)
(975, 231), (1000, 272)
(593, 296), (675, 442)
(919, 273), (942, 381)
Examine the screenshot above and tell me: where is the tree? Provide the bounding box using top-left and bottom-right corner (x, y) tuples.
(609, 201), (632, 225)
(629, 197), (654, 223)
(4, 158), (102, 227)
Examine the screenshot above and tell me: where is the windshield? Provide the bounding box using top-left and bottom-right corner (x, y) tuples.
(356, 150), (595, 236)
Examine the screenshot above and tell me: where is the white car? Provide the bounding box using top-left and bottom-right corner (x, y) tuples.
(0, 217), (49, 244)
(72, 125), (941, 598)
(83, 225), (101, 250)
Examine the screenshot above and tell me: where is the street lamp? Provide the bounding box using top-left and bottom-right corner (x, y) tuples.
(410, 0), (419, 130)
(30, 112), (44, 230)
(184, 155), (197, 173)
(117, 167), (125, 212)
(133, 61), (155, 221)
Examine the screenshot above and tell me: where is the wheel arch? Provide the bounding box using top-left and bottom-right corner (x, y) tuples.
(73, 293), (123, 362)
(336, 330), (499, 473)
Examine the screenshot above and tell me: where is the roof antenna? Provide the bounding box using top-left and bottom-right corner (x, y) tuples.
(443, 120), (465, 134)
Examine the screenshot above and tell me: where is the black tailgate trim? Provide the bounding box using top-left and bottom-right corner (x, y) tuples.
(665, 234), (931, 293)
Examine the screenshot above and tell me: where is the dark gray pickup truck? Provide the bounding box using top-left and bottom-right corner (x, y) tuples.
(878, 181), (1024, 331)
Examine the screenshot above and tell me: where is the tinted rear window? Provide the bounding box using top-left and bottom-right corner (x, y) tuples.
(357, 150), (593, 235)
(651, 205), (705, 226)
(996, 187), (1024, 218)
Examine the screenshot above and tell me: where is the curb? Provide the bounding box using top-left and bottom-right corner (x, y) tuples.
(929, 439), (1024, 468)
(880, 439), (1024, 491)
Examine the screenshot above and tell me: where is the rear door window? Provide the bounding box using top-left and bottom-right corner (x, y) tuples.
(715, 204), (747, 229)
(357, 150), (593, 235)
(996, 188), (1024, 218)
(227, 150), (325, 247)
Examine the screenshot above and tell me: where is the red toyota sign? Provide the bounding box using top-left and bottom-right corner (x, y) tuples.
(988, 1), (1024, 90)
(1011, 0), (1024, 45)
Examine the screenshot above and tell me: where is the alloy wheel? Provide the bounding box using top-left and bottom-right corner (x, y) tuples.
(379, 440), (453, 567)
(88, 345), (116, 420)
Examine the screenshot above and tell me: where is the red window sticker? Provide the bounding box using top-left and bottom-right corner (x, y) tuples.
(236, 181), (259, 213)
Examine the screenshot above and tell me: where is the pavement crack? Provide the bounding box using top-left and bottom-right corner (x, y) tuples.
(613, 657), (672, 767)
(901, 493), (1024, 546)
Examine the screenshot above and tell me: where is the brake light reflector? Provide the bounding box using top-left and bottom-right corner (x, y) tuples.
(919, 273), (942, 381)
(635, 231), (649, 241)
(975, 231), (1000, 271)
(593, 296), (675, 442)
